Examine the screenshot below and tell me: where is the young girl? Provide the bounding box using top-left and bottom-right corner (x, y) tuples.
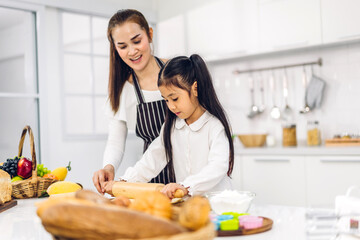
(105, 54), (234, 198)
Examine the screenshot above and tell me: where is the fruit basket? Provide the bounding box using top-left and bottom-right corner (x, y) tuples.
(11, 125), (57, 199)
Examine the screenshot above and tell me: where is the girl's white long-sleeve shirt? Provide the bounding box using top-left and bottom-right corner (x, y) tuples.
(121, 111), (232, 196)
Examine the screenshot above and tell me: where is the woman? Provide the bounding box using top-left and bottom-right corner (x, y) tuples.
(93, 9), (172, 194)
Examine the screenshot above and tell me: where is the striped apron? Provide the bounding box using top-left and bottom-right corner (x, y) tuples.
(132, 57), (174, 184)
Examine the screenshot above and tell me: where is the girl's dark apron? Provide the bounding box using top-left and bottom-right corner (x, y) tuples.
(131, 57), (174, 184)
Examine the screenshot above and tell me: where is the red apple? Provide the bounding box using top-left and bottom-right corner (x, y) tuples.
(17, 157), (32, 179)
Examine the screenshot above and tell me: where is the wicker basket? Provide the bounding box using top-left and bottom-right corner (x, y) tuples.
(11, 125), (57, 199)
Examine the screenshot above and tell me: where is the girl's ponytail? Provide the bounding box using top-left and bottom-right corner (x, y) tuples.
(189, 54), (234, 177)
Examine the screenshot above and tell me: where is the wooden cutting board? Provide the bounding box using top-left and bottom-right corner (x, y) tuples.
(0, 200), (17, 213)
(217, 217), (273, 237)
(325, 138), (360, 147)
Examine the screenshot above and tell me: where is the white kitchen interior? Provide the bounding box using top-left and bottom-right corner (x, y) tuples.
(1, 0), (360, 238)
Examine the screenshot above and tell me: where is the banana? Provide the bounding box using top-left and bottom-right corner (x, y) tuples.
(51, 161), (71, 181)
(47, 181), (82, 195)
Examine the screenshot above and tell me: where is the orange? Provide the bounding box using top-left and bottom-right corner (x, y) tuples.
(43, 173), (59, 180)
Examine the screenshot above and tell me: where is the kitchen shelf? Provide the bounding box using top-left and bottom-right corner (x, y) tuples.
(205, 37), (360, 65)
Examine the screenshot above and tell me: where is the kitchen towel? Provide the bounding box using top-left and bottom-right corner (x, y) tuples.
(305, 74), (326, 109)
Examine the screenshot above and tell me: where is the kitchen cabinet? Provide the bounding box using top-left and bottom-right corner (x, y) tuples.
(242, 155), (306, 206)
(321, 0), (360, 44)
(156, 14), (187, 58)
(258, 0), (322, 52)
(231, 155), (243, 190)
(186, 0), (258, 59)
(305, 155), (360, 208)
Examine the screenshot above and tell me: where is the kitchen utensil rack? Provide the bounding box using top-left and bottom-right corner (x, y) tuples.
(233, 58), (322, 75)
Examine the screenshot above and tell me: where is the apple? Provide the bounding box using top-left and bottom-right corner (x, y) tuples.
(17, 157), (32, 179)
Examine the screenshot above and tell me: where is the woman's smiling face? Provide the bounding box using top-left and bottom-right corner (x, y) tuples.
(111, 21), (152, 71)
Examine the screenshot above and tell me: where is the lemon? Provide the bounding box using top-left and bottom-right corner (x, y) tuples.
(51, 161), (71, 181)
(47, 181), (82, 195)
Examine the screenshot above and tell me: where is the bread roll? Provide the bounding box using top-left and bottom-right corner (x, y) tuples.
(129, 191), (172, 219)
(178, 196), (211, 230)
(0, 170), (12, 204)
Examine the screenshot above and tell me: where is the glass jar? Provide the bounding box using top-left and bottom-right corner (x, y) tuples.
(282, 124), (297, 147)
(307, 121), (321, 146)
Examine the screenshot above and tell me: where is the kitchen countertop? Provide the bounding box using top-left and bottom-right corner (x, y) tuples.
(235, 145), (360, 156)
(0, 198), (325, 240)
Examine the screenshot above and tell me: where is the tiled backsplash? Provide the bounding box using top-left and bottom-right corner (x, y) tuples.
(208, 42), (360, 146)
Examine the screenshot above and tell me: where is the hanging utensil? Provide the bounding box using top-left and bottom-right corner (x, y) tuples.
(282, 68), (293, 120)
(270, 71), (281, 120)
(258, 72), (266, 114)
(247, 75), (259, 119)
(299, 65), (311, 114)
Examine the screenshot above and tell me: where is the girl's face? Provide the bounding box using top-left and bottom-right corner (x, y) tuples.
(111, 21), (152, 72)
(159, 82), (204, 125)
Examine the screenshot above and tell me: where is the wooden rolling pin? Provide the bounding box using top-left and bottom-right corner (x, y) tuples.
(112, 182), (185, 199)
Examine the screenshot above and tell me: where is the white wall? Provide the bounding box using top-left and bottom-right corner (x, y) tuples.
(12, 0), (157, 22)
(209, 43), (360, 146)
(156, 0), (218, 21)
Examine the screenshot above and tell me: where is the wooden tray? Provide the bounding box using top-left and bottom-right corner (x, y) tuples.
(217, 217), (273, 237)
(0, 200), (17, 213)
(325, 138), (360, 147)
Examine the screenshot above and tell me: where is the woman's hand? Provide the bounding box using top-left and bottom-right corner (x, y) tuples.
(160, 183), (188, 199)
(92, 164), (115, 194)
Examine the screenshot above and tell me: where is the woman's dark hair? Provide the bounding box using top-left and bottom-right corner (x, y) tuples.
(158, 54), (234, 181)
(107, 9), (152, 113)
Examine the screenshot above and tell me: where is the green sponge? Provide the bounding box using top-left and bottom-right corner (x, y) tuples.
(220, 219), (239, 231)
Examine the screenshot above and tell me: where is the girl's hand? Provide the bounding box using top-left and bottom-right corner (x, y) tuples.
(161, 183), (188, 199)
(102, 180), (116, 196)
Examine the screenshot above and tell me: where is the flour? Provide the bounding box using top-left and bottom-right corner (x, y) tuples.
(208, 190), (254, 214)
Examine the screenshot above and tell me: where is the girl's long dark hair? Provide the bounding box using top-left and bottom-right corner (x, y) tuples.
(107, 9), (152, 113)
(158, 54), (234, 181)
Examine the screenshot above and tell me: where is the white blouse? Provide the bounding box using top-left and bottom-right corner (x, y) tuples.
(121, 111), (232, 196)
(102, 81), (163, 171)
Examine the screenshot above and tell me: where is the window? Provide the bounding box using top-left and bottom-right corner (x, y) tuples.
(60, 11), (109, 139)
(0, 7), (40, 160)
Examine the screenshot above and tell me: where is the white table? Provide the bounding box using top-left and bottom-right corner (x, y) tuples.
(0, 198), (346, 240)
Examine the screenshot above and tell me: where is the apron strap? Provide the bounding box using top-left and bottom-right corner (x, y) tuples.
(132, 56), (164, 104)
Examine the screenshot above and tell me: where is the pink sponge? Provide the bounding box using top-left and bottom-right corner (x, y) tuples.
(239, 215), (263, 229)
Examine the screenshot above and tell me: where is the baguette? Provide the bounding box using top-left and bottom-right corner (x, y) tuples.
(40, 199), (187, 239)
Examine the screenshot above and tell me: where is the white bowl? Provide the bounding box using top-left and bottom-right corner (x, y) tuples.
(206, 190), (256, 215)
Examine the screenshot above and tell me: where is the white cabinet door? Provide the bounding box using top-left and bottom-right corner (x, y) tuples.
(156, 14), (186, 58)
(321, 0), (360, 43)
(186, 0), (258, 59)
(231, 155), (243, 190)
(242, 155), (306, 206)
(258, 0), (321, 52)
(306, 156), (360, 208)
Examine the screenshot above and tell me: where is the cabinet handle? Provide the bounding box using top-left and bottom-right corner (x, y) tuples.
(273, 41), (308, 50)
(254, 158), (290, 162)
(338, 34), (360, 41)
(320, 159), (360, 163)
